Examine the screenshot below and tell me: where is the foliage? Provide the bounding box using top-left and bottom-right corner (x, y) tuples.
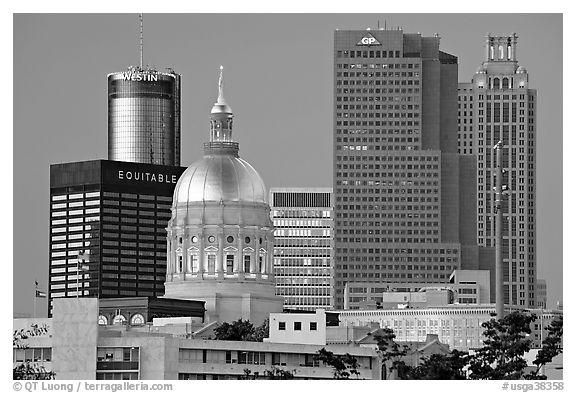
(371, 327), (411, 379)
(407, 350), (469, 380)
(467, 311), (536, 380)
(314, 348), (360, 379)
(253, 318), (270, 342)
(241, 366), (295, 380)
(525, 315), (563, 380)
(13, 324), (55, 380)
(214, 318), (269, 342)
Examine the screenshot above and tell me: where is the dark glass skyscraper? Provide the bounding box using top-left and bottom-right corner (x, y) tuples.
(108, 67), (181, 166)
(48, 160), (186, 316)
(333, 29), (489, 310)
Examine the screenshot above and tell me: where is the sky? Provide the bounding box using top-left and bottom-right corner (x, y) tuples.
(12, 13), (563, 316)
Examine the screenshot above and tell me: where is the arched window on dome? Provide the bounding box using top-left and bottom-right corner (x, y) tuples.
(498, 45), (504, 60)
(112, 314), (126, 325)
(130, 314), (145, 326)
(98, 315), (108, 326)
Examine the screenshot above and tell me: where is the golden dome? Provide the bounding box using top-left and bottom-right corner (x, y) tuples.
(172, 153), (267, 206)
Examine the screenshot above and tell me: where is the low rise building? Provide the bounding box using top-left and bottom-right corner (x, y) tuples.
(344, 269), (490, 309)
(13, 298), (380, 380)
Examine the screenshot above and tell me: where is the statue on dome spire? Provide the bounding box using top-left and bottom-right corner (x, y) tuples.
(217, 65), (226, 105)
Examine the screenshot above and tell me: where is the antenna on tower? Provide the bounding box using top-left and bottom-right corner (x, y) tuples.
(139, 13), (144, 69)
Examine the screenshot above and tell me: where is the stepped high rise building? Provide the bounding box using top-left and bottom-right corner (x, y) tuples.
(108, 66), (181, 166)
(333, 29), (491, 310)
(458, 34), (537, 307)
(269, 188), (334, 311)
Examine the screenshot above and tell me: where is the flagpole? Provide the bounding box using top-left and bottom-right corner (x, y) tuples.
(33, 282), (37, 318)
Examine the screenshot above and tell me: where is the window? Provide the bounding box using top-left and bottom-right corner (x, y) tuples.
(244, 255), (251, 273)
(294, 322), (302, 331)
(190, 254), (199, 272)
(226, 255), (234, 274)
(207, 255), (216, 274)
(279, 322), (286, 331)
(310, 322), (317, 331)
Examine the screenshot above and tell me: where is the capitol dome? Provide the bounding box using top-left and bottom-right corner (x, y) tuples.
(173, 152), (267, 207)
(163, 66), (283, 324)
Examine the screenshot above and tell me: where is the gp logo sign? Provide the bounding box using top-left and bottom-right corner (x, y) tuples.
(357, 33), (381, 46)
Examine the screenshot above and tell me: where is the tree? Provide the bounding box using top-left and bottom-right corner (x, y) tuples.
(371, 327), (411, 379)
(253, 318), (269, 342)
(525, 315), (563, 380)
(13, 324), (55, 380)
(468, 311), (536, 380)
(263, 366), (296, 380)
(214, 319), (256, 341)
(314, 348), (360, 379)
(407, 350), (469, 380)
(213, 318), (269, 342)
(241, 366), (295, 380)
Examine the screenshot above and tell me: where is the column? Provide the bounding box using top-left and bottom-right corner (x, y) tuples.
(485, 36), (490, 60)
(267, 234), (274, 279)
(217, 234), (224, 278)
(238, 230), (245, 278)
(198, 232), (204, 279)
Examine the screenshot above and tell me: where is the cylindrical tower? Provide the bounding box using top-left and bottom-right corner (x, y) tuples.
(163, 67), (283, 324)
(107, 67), (181, 166)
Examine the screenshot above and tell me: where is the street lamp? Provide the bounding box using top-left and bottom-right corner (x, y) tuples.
(77, 251), (89, 299)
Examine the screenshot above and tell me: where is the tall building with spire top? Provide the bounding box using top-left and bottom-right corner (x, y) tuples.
(458, 33), (537, 307)
(163, 67), (283, 324)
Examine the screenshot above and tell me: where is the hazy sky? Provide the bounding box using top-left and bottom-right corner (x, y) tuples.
(12, 13), (563, 316)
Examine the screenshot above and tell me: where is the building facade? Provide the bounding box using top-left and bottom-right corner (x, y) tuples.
(14, 298), (380, 380)
(269, 188), (334, 310)
(536, 279), (547, 309)
(163, 68), (283, 324)
(338, 305), (562, 352)
(344, 269), (491, 309)
(458, 34), (537, 307)
(48, 160), (186, 316)
(108, 67), (181, 166)
(333, 29), (485, 309)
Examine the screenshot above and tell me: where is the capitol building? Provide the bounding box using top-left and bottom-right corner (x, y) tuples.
(163, 67), (283, 324)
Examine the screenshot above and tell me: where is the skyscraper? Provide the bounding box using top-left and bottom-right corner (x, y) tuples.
(269, 188), (334, 311)
(48, 160), (186, 316)
(107, 66), (181, 166)
(333, 28), (483, 310)
(458, 33), (537, 307)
